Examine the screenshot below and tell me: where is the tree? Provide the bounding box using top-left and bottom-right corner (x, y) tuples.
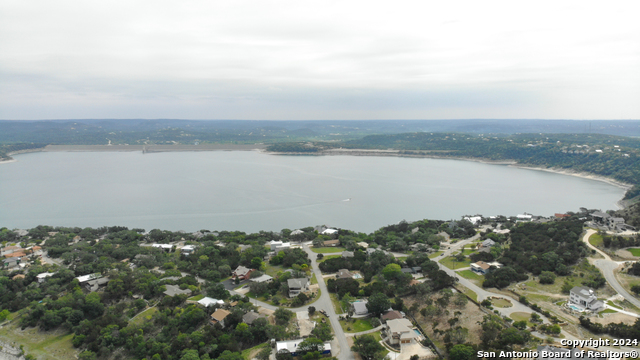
(366, 292), (391, 317)
(631, 284), (640, 295)
(539, 271), (556, 284)
(449, 344), (475, 360)
(297, 337), (325, 355)
(180, 349), (201, 360)
(382, 264), (402, 280)
(308, 306), (316, 315)
(275, 308), (294, 326)
(351, 335), (385, 360)
(276, 350), (293, 360)
(311, 322), (333, 342)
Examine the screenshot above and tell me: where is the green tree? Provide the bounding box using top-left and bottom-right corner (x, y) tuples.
(275, 308), (294, 326)
(539, 271), (556, 284)
(382, 264), (402, 280)
(366, 292), (391, 317)
(180, 349), (201, 360)
(351, 335), (385, 360)
(297, 337), (325, 355)
(449, 344), (475, 360)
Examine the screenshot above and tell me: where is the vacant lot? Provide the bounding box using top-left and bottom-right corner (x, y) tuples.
(439, 256), (472, 270)
(0, 319), (78, 360)
(340, 318), (374, 333)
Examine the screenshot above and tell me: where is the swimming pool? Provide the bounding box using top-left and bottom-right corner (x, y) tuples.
(568, 304), (584, 312)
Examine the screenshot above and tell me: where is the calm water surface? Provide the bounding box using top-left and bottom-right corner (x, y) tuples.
(0, 151), (625, 233)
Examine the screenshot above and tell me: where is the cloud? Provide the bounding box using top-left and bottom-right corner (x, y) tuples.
(0, 0), (638, 119)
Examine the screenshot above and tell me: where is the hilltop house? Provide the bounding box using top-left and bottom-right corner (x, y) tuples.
(591, 211), (636, 232)
(569, 286), (604, 312)
(384, 318), (419, 345)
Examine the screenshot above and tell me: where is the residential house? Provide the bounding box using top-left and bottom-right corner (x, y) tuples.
(321, 229), (338, 236)
(352, 301), (368, 316)
(163, 284), (192, 297)
(210, 309), (231, 327)
(76, 273), (102, 284)
(250, 274), (273, 283)
(569, 286), (604, 312)
(357, 242), (369, 248)
(242, 311), (267, 326)
(323, 240), (340, 247)
(464, 216), (482, 225)
(290, 229), (304, 236)
(269, 240), (283, 250)
(12, 274), (26, 280)
(287, 278), (309, 298)
(470, 261), (492, 275)
(1, 245), (22, 256)
(232, 265), (255, 280)
(4, 251), (27, 259)
(381, 310), (404, 322)
(276, 340), (331, 357)
(180, 245), (196, 255)
(274, 242), (291, 252)
(481, 239), (495, 248)
(36, 272), (55, 283)
(385, 318), (418, 345)
(85, 277), (110, 292)
(3, 257), (21, 269)
(152, 244), (174, 252)
(409, 243), (428, 252)
(197, 297), (224, 307)
(341, 251), (354, 258)
(336, 269), (352, 279)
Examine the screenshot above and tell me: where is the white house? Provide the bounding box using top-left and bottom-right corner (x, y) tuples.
(36, 272), (55, 283)
(197, 297), (224, 307)
(180, 245), (196, 255)
(276, 340), (331, 357)
(250, 274), (273, 283)
(569, 286), (604, 311)
(152, 244), (174, 252)
(287, 278), (309, 298)
(322, 229), (338, 235)
(269, 240), (283, 250)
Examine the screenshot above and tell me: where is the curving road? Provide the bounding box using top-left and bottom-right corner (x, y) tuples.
(582, 229), (640, 309)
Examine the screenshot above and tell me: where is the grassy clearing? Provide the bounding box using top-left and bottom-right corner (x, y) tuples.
(0, 320), (78, 360)
(241, 343), (269, 360)
(130, 307), (158, 326)
(491, 298), (512, 308)
(606, 300), (623, 310)
(428, 251), (443, 259)
(264, 264), (285, 277)
(340, 318), (374, 333)
(457, 286), (478, 302)
(600, 309), (618, 315)
(187, 294), (204, 301)
(628, 248), (640, 256)
(458, 270), (484, 281)
(329, 293), (345, 313)
(510, 312), (534, 327)
(589, 233), (604, 247)
(317, 254), (341, 263)
(311, 247), (346, 254)
(439, 256), (471, 270)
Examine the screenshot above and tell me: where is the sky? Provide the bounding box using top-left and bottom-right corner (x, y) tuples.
(1, 0), (639, 120)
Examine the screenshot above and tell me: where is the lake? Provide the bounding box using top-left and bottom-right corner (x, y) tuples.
(0, 151), (625, 233)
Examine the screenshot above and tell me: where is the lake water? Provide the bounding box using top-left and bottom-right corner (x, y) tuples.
(0, 151), (625, 233)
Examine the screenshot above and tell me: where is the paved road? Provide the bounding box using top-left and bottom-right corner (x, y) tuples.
(220, 244), (352, 360)
(581, 229), (640, 309)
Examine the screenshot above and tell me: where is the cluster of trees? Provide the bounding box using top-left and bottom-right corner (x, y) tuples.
(0, 142), (46, 161)
(579, 316), (640, 340)
(483, 220), (588, 288)
(599, 233), (640, 249)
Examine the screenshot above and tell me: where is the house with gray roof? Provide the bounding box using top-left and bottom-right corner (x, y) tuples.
(341, 251), (354, 258)
(337, 269), (352, 279)
(481, 239), (496, 248)
(351, 301), (368, 315)
(569, 286), (603, 311)
(242, 311), (267, 325)
(85, 277), (110, 292)
(287, 278), (309, 298)
(163, 284), (193, 297)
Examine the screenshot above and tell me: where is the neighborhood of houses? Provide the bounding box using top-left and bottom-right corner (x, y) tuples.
(2, 211), (639, 360)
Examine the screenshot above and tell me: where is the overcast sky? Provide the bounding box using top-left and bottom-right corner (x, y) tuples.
(1, 0), (638, 120)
